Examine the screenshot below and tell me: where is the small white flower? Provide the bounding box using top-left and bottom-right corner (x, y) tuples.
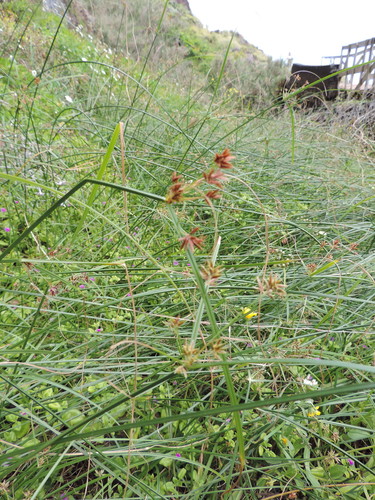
(64, 95), (73, 104)
(303, 375), (318, 386)
(81, 57), (87, 62)
(318, 231), (327, 236)
(31, 70), (37, 77)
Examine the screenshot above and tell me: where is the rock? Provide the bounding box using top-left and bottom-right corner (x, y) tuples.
(42, 0), (66, 16)
(173, 0), (191, 12)
(42, 0), (93, 31)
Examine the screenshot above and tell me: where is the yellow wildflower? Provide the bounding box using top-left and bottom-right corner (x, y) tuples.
(242, 307), (258, 320)
(307, 406), (321, 417)
(281, 437), (288, 445)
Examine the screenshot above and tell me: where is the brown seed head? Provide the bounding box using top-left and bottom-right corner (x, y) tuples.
(331, 431), (340, 442)
(174, 365), (188, 377)
(256, 273), (286, 298)
(200, 260), (222, 285)
(211, 338), (226, 358)
(306, 263), (317, 274)
(169, 317), (184, 328)
(203, 168), (227, 188)
(204, 190), (221, 203)
(214, 148), (235, 169)
(166, 182), (185, 204)
(0, 482), (10, 495)
(171, 171), (182, 183)
(179, 227), (205, 252)
(287, 493), (298, 500)
(175, 342), (200, 374)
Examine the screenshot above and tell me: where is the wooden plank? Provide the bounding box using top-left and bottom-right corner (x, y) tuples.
(367, 44), (374, 90)
(358, 62), (375, 90)
(323, 37), (375, 90)
(341, 45), (350, 88)
(347, 44), (355, 88)
(352, 41), (360, 89)
(348, 66), (373, 75)
(342, 37), (375, 51)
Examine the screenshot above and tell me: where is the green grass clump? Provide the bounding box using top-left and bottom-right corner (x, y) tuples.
(0, 1), (374, 499)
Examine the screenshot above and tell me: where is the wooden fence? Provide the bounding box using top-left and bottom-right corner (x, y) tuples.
(323, 37), (375, 91)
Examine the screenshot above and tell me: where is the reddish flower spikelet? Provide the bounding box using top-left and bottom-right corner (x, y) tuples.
(166, 182), (185, 203)
(166, 150), (234, 203)
(171, 172), (182, 183)
(166, 172), (186, 203)
(214, 148), (235, 169)
(205, 190), (221, 203)
(203, 168), (227, 188)
(179, 227), (205, 252)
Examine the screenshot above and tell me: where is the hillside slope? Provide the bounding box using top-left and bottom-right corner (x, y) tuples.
(38, 0), (286, 107)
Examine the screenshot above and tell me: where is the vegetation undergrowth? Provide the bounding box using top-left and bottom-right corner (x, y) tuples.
(0, 1), (374, 499)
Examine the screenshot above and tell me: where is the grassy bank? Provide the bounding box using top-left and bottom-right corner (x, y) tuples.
(0, 1), (374, 499)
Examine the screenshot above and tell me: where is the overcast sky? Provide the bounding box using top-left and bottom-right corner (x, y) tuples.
(188, 0), (375, 65)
